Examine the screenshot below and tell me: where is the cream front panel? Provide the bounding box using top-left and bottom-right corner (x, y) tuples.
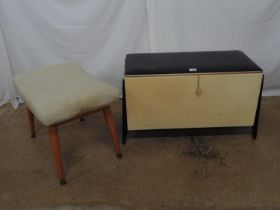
(125, 73), (262, 130)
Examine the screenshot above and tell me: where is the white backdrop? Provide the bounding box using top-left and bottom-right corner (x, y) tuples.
(0, 0), (280, 107)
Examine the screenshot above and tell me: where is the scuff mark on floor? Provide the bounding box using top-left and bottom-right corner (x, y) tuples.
(183, 136), (226, 166)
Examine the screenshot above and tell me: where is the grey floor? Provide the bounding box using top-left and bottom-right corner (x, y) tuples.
(0, 206), (121, 210)
(0, 97), (280, 210)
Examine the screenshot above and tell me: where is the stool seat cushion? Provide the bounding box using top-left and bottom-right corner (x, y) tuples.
(14, 63), (119, 126)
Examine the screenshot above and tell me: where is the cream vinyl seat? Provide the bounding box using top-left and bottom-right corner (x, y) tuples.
(14, 63), (122, 185)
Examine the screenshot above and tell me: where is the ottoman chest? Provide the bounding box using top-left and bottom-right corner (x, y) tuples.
(122, 51), (263, 144)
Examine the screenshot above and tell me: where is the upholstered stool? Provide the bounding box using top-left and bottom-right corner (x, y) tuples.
(14, 63), (122, 185)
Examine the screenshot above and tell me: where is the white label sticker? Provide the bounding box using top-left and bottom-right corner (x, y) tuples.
(189, 68), (198, 72)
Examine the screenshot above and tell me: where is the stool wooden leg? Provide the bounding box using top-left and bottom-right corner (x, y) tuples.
(48, 125), (66, 185)
(27, 108), (36, 138)
(102, 106), (122, 159)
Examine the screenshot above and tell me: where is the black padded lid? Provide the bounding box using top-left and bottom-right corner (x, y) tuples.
(125, 50), (262, 75)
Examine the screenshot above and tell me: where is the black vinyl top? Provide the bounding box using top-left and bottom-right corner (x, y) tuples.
(125, 50), (262, 75)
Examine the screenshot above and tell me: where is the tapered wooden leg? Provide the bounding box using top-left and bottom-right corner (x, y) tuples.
(48, 125), (66, 185)
(27, 108), (36, 138)
(102, 106), (122, 159)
